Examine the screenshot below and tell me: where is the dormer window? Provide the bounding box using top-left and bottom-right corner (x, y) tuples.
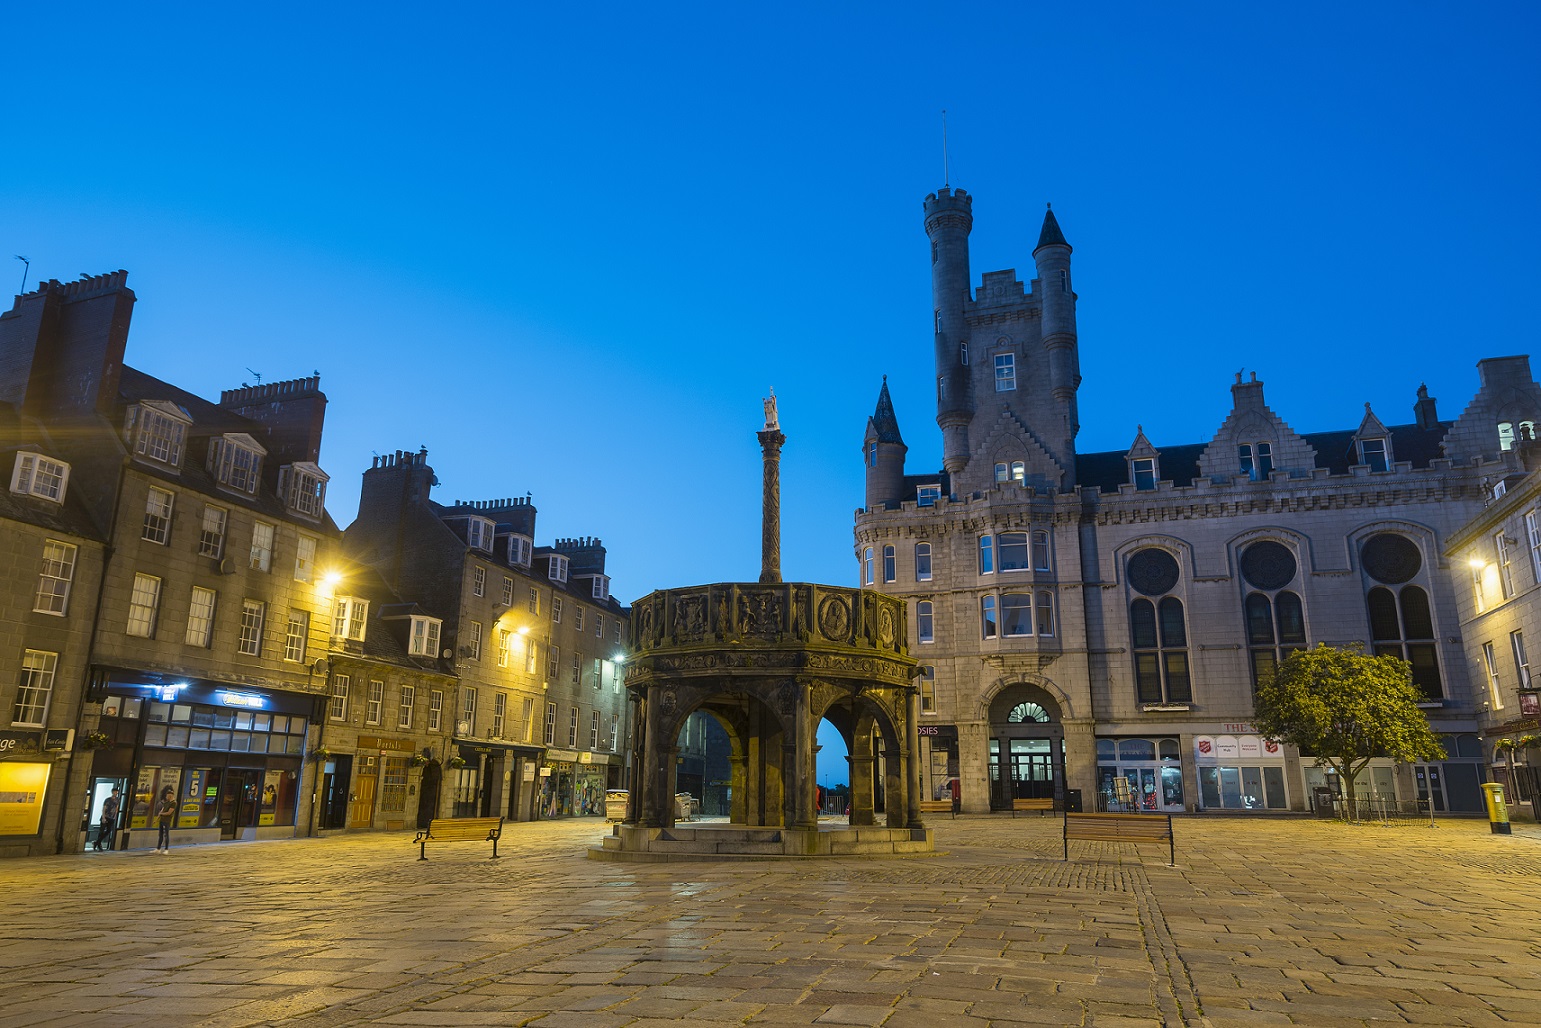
(1358, 438), (1388, 473)
(916, 484), (940, 507)
(549, 555), (569, 583)
(1239, 442), (1273, 481)
(333, 596), (368, 642)
(464, 517), (495, 552)
(408, 616), (442, 658)
(11, 452), (69, 502)
(126, 402), (190, 468)
(278, 462), (328, 518)
(591, 575), (610, 601)
(208, 433), (266, 494)
(505, 534), (532, 567)
(1132, 457), (1157, 491)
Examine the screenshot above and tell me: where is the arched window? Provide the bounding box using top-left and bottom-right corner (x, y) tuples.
(862, 547), (873, 586)
(981, 596), (997, 639)
(916, 601), (934, 644)
(994, 463), (1008, 483)
(1032, 530), (1050, 572)
(915, 542), (932, 582)
(1239, 540), (1307, 692)
(1362, 534), (1442, 699)
(978, 535), (994, 574)
(1036, 591), (1055, 636)
(1240, 442), (1274, 480)
(882, 545), (896, 583)
(1002, 594), (1032, 636)
(1128, 547), (1192, 705)
(1011, 461), (1025, 483)
(1007, 702), (1049, 723)
(998, 532), (1030, 571)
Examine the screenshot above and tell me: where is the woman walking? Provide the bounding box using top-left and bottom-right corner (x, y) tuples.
(155, 786), (176, 853)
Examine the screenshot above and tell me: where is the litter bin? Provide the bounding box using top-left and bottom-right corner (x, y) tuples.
(1481, 782), (1512, 835)
(1064, 789), (1083, 813)
(1312, 786), (1336, 817)
(604, 789), (629, 822)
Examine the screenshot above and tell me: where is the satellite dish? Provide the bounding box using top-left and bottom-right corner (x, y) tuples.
(441, 648), (453, 659)
(311, 658), (330, 677)
(456, 719), (471, 736)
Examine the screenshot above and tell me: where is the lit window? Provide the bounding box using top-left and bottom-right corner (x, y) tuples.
(525, 638), (538, 674)
(399, 685), (416, 729)
(552, 597), (563, 624)
(11, 452), (70, 502)
(278, 463), (328, 517)
(994, 353), (1016, 391)
(610, 713), (620, 750)
(365, 680), (384, 725)
(33, 540), (76, 615)
(238, 599), (265, 656)
(333, 596), (368, 642)
(1497, 532), (1515, 599)
(1133, 457), (1157, 491)
(521, 697), (535, 741)
(126, 573), (161, 638)
(409, 616), (442, 658)
(496, 628), (510, 667)
(128, 403), (188, 467)
(472, 566), (485, 597)
(428, 689), (442, 731)
(915, 542), (932, 581)
(501, 577), (514, 606)
(1011, 461), (1024, 483)
(13, 649), (57, 726)
(208, 434), (266, 494)
(1528, 510), (1541, 586)
(917, 601), (934, 643)
(883, 546), (896, 583)
(198, 506), (227, 559)
(329, 675), (351, 720)
(916, 485), (941, 507)
(284, 611), (309, 662)
(186, 587), (216, 647)
(249, 521), (273, 572)
(549, 555), (570, 583)
(294, 534), (317, 582)
(1359, 439), (1388, 473)
(143, 487), (174, 544)
(528, 587), (540, 614)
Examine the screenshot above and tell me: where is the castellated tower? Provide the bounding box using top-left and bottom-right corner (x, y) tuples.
(923, 188), (975, 474)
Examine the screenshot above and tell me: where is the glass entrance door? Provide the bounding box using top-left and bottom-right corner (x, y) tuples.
(218, 769), (262, 839)
(989, 736), (1060, 809)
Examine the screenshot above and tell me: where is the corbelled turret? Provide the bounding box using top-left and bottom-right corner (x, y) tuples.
(1033, 204), (1080, 481)
(924, 187), (974, 474)
(863, 377), (908, 510)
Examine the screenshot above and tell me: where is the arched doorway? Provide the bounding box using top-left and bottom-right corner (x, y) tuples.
(987, 685), (1064, 811)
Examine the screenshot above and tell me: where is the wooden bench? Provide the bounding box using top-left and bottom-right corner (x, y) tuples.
(1012, 797), (1055, 818)
(918, 798), (956, 819)
(1062, 812), (1175, 865)
(413, 816), (504, 860)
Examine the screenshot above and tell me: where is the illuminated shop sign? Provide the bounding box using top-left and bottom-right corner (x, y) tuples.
(216, 691), (266, 709)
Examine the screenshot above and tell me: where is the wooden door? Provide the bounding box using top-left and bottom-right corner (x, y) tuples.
(349, 755), (378, 827)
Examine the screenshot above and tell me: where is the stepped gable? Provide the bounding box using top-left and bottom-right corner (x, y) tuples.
(1196, 371), (1317, 481)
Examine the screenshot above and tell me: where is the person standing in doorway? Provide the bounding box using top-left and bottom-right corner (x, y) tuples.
(96, 788), (120, 851)
(155, 786), (175, 853)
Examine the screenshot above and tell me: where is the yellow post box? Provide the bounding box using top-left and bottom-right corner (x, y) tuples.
(1481, 782), (1512, 835)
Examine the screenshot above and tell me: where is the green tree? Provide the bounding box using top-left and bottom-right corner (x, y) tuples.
(1252, 644), (1445, 819)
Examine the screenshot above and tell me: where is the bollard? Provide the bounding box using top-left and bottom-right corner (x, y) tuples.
(1481, 782), (1512, 835)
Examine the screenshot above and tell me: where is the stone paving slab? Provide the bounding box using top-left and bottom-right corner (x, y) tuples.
(3, 815), (1541, 1026)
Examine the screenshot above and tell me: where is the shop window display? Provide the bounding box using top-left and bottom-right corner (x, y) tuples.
(1096, 736), (1184, 812)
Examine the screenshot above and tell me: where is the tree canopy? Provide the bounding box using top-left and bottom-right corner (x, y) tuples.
(1252, 644), (1445, 811)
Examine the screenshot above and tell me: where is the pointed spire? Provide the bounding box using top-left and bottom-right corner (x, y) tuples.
(869, 376), (904, 445)
(1035, 202), (1070, 252)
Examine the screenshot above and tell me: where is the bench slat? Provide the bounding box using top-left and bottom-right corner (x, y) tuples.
(1063, 812), (1175, 864)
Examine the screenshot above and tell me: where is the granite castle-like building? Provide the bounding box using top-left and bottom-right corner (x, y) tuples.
(855, 186), (1538, 817)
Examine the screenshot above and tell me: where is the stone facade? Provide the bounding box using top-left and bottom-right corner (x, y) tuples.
(854, 188), (1532, 817)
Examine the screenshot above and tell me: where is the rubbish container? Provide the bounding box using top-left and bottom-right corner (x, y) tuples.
(1064, 789), (1083, 813)
(604, 790), (629, 822)
(1312, 786), (1336, 817)
(1481, 782), (1512, 835)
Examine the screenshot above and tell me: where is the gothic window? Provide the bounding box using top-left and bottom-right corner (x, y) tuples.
(994, 353), (1016, 392)
(1239, 442), (1273, 481)
(981, 596), (997, 639)
(915, 542), (932, 582)
(1240, 540), (1306, 693)
(883, 545), (896, 583)
(1132, 457), (1156, 491)
(1127, 547), (1190, 706)
(1360, 532), (1441, 699)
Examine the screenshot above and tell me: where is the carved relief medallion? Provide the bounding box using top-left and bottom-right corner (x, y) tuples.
(818, 596), (851, 640)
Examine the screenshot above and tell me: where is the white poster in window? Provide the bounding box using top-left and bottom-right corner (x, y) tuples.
(1215, 735), (1239, 759)
(1193, 736), (1215, 761)
(1239, 736), (1262, 759)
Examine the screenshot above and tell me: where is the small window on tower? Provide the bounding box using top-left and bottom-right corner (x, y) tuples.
(931, 242), (937, 264)
(994, 353), (1016, 392)
(1011, 461), (1025, 483)
(867, 442), (877, 468)
(960, 342), (968, 366)
(1059, 268), (1069, 293)
(994, 463), (1008, 483)
(934, 309), (942, 331)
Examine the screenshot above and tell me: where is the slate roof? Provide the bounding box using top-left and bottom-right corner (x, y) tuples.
(0, 403), (107, 540)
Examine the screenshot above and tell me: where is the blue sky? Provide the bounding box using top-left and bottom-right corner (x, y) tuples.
(7, 5), (1539, 782)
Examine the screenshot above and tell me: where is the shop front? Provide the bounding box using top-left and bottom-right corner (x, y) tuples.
(1, 729), (70, 852)
(1193, 733), (1289, 811)
(1096, 736), (1185, 812)
(539, 750), (619, 817)
(919, 724), (959, 805)
(93, 678), (313, 848)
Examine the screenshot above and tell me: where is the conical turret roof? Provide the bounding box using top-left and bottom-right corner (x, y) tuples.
(1035, 204), (1070, 252)
(868, 377), (904, 445)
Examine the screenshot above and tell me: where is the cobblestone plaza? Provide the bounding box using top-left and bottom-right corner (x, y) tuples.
(4, 816), (1539, 1027)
